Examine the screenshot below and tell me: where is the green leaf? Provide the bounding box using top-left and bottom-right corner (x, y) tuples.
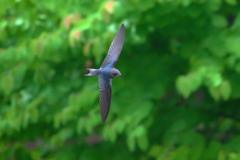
(176, 76), (192, 98)
(169, 146), (189, 160)
(228, 153), (239, 160)
(219, 118), (233, 132)
(203, 141), (222, 159)
(149, 145), (162, 158)
(59, 128), (74, 141)
(209, 80), (231, 101)
(1, 72), (13, 95)
(108, 126), (117, 143)
(206, 0), (222, 11)
(30, 151), (41, 160)
(137, 132), (149, 151)
(188, 72), (202, 91)
(218, 150), (227, 160)
(181, 0), (191, 7)
(134, 126), (145, 137)
(209, 86), (221, 101)
(78, 85), (99, 108)
(205, 72), (222, 87)
(225, 0), (237, 5)
(211, 14), (227, 28)
(203, 35), (227, 58)
(226, 36), (240, 56)
(0, 20), (7, 29)
(220, 80), (231, 100)
(127, 134), (136, 152)
(231, 13), (240, 30)
(137, 0), (154, 11)
(114, 120), (125, 134)
(77, 118), (84, 134)
(14, 18), (23, 26)
(74, 16), (94, 31)
(169, 119), (187, 133)
(84, 119), (94, 134)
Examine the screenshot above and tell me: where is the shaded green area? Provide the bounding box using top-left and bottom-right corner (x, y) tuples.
(1, 0), (240, 159)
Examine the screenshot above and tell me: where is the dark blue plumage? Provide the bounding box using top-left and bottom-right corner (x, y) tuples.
(85, 24), (125, 123)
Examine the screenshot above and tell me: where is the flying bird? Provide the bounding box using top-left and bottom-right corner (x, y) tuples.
(85, 24), (125, 123)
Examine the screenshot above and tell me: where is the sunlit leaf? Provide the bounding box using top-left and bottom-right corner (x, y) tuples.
(225, 0), (237, 5)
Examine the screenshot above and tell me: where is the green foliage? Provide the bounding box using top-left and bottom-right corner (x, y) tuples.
(1, 0), (240, 159)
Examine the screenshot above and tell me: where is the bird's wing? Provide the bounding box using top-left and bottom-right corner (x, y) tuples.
(100, 24), (125, 68)
(98, 75), (112, 123)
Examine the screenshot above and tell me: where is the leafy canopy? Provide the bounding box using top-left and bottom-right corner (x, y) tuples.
(1, 0), (240, 159)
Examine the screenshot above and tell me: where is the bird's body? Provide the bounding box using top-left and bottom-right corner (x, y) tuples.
(85, 24), (125, 123)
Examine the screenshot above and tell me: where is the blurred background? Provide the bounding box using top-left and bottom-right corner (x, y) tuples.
(1, 0), (240, 159)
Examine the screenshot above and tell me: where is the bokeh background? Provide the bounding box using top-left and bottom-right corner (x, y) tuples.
(1, 0), (240, 159)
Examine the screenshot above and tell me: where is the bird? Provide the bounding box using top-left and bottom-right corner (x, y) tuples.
(85, 24), (125, 124)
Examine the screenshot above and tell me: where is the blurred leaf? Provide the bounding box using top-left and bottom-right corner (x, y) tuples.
(181, 0), (191, 7)
(205, 72), (222, 87)
(202, 141), (222, 159)
(105, 1), (114, 13)
(127, 133), (136, 152)
(218, 150), (227, 160)
(149, 145), (162, 158)
(134, 125), (145, 137)
(220, 118), (233, 132)
(69, 30), (81, 47)
(0, 20), (7, 29)
(209, 80), (231, 101)
(220, 80), (231, 100)
(113, 120), (125, 134)
(176, 76), (192, 98)
(226, 36), (240, 56)
(231, 13), (240, 30)
(209, 86), (221, 101)
(206, 0), (222, 11)
(1, 72), (13, 95)
(137, 0), (155, 11)
(30, 151), (41, 160)
(83, 43), (91, 56)
(137, 132), (149, 151)
(211, 14), (227, 28)
(225, 0), (237, 5)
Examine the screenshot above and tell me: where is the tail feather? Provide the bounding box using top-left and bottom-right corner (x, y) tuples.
(85, 68), (98, 76)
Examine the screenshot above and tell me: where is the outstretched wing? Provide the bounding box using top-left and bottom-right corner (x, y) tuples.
(101, 24), (125, 68)
(98, 75), (112, 123)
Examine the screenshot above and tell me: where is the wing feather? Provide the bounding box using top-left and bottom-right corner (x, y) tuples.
(101, 24), (125, 68)
(98, 76), (112, 123)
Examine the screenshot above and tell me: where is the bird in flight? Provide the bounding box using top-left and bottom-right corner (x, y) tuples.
(85, 24), (125, 124)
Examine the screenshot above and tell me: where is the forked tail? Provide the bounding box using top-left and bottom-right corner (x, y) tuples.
(85, 68), (98, 76)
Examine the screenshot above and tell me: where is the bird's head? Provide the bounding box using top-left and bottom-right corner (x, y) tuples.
(110, 68), (121, 78)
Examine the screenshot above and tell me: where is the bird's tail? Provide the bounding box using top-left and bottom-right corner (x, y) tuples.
(85, 68), (98, 76)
